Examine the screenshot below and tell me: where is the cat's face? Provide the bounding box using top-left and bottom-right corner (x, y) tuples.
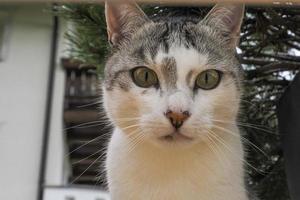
(103, 2), (244, 147)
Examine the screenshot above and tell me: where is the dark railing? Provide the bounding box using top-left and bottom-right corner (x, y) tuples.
(63, 58), (108, 187)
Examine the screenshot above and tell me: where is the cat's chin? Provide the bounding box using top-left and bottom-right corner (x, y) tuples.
(154, 131), (198, 147)
(160, 131), (193, 142)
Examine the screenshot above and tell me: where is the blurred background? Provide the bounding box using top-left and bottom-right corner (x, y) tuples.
(0, 1), (300, 200)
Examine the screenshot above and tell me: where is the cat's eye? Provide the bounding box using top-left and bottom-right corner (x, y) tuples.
(195, 69), (222, 90)
(131, 67), (158, 88)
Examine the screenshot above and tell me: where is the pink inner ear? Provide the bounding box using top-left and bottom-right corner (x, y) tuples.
(105, 4), (122, 44)
(105, 1), (149, 46)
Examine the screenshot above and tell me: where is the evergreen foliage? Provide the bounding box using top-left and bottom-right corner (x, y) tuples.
(58, 3), (300, 200)
(57, 4), (109, 71)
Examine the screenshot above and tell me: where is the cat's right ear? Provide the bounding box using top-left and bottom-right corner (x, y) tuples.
(105, 0), (149, 46)
(202, 4), (245, 49)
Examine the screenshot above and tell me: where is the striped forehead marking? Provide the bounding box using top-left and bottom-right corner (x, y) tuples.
(155, 46), (209, 89)
(161, 57), (177, 89)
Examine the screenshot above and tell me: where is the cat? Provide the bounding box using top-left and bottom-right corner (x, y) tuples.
(102, 1), (252, 199)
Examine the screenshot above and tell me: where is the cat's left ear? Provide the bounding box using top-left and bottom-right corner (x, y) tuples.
(105, 0), (150, 46)
(202, 4), (245, 49)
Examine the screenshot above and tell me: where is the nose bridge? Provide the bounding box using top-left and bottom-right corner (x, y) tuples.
(165, 90), (192, 129)
(167, 90), (191, 113)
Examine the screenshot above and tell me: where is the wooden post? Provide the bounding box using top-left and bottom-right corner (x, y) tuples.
(0, 0), (298, 5)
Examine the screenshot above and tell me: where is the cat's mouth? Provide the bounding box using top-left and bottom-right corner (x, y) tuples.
(160, 132), (193, 142)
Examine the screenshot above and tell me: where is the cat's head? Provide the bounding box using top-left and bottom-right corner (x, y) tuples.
(103, 1), (244, 148)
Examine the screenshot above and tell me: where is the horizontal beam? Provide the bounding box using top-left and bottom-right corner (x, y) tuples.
(64, 110), (99, 123)
(0, 0), (299, 5)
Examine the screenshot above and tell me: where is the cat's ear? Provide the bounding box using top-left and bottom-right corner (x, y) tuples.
(105, 0), (149, 46)
(203, 4), (245, 48)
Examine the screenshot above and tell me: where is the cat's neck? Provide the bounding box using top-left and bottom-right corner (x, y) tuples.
(106, 127), (248, 200)
(109, 126), (243, 166)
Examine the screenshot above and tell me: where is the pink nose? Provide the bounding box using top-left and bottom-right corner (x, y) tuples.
(165, 110), (190, 129)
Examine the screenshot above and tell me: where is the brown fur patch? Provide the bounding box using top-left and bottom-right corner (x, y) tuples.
(186, 70), (195, 87)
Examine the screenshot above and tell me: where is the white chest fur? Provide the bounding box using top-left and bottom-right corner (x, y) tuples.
(105, 128), (248, 200)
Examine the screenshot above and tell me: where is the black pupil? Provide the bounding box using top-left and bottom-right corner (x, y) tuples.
(205, 73), (209, 84)
(145, 71), (149, 82)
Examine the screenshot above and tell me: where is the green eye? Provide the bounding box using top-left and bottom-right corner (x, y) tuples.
(131, 67), (158, 88)
(195, 69), (222, 90)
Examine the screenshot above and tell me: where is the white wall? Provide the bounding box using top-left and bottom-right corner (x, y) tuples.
(0, 5), (53, 200)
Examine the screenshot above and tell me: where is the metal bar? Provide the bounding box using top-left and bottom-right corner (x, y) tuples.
(37, 12), (59, 200)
